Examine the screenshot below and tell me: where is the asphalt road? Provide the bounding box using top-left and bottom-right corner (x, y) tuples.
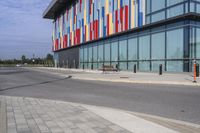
(0, 67), (200, 125)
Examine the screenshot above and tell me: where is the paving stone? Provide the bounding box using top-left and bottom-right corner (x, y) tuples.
(7, 127), (17, 133)
(1, 96), (131, 133)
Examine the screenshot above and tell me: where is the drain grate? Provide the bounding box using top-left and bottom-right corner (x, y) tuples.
(120, 77), (129, 79)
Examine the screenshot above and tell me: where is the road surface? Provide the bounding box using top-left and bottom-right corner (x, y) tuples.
(0, 67), (200, 125)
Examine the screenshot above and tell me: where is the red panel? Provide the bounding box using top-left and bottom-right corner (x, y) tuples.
(55, 39), (59, 50)
(54, 40), (56, 50)
(80, 0), (82, 12)
(96, 20), (99, 39)
(93, 21), (95, 40)
(95, 20), (96, 39)
(74, 31), (76, 45)
(64, 35), (67, 48)
(85, 25), (87, 41)
(107, 14), (109, 35)
(120, 7), (124, 31)
(76, 29), (80, 45)
(115, 10), (118, 33)
(89, 0), (92, 15)
(125, 5), (129, 30)
(90, 23), (92, 40)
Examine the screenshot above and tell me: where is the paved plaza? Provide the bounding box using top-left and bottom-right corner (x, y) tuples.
(0, 96), (130, 133)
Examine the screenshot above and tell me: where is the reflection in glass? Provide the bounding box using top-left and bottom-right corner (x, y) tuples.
(119, 40), (127, 61)
(111, 42), (118, 61)
(167, 28), (183, 59)
(105, 43), (111, 61)
(139, 35), (150, 60)
(152, 32), (165, 59)
(128, 38), (137, 61)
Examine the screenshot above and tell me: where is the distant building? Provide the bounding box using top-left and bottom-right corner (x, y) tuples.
(43, 0), (200, 72)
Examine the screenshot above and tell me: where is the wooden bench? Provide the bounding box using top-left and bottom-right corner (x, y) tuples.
(99, 65), (118, 73)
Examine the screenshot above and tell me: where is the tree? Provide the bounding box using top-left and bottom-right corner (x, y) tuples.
(45, 54), (54, 67)
(46, 54), (53, 61)
(21, 55), (26, 64)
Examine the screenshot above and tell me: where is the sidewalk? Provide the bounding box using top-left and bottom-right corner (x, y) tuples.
(34, 67), (200, 87)
(2, 95), (198, 133)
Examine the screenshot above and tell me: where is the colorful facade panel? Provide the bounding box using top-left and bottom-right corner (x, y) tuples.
(52, 0), (146, 51)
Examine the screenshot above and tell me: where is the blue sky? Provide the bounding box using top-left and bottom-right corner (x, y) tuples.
(0, 0), (52, 59)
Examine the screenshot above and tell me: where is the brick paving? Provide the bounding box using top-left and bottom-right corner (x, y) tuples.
(0, 96), (131, 133)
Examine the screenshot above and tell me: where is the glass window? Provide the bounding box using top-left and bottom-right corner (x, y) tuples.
(93, 63), (98, 69)
(167, 0), (184, 6)
(139, 35), (150, 60)
(167, 4), (184, 18)
(190, 2), (195, 12)
(80, 62), (83, 69)
(197, 28), (200, 59)
(167, 28), (184, 59)
(167, 61), (183, 72)
(152, 61), (165, 72)
(128, 62), (137, 71)
(119, 40), (127, 61)
(197, 4), (200, 13)
(190, 27), (195, 59)
(104, 43), (111, 61)
(146, 16), (151, 24)
(80, 48), (84, 62)
(119, 62), (127, 70)
(146, 0), (151, 14)
(88, 46), (93, 62)
(152, 11), (165, 23)
(111, 41), (118, 61)
(88, 62), (92, 69)
(139, 61), (150, 71)
(166, 28), (184, 72)
(152, 32), (165, 59)
(152, 0), (165, 12)
(83, 46), (88, 62)
(128, 38), (138, 61)
(98, 44), (104, 62)
(99, 62), (103, 69)
(93, 45), (98, 62)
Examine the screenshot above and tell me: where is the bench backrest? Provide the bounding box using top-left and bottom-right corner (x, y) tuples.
(102, 65), (114, 69)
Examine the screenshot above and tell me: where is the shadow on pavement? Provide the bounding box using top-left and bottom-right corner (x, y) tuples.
(0, 76), (72, 92)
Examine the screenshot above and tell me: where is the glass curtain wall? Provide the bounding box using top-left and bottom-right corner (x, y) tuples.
(146, 0), (187, 24)
(139, 35), (150, 71)
(80, 21), (196, 72)
(128, 38), (138, 70)
(151, 32), (165, 71)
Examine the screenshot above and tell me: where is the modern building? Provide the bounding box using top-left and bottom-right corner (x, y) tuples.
(43, 0), (200, 72)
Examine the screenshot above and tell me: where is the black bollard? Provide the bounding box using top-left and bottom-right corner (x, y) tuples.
(159, 64), (163, 75)
(196, 63), (199, 77)
(116, 64), (119, 72)
(134, 64), (137, 73)
(91, 64), (93, 70)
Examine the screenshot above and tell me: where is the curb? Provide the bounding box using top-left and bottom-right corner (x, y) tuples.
(71, 76), (200, 87)
(26, 67), (200, 87)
